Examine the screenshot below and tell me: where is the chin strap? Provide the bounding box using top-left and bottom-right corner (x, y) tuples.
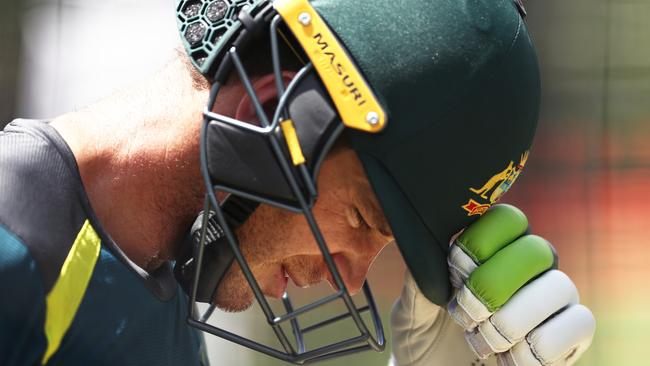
(174, 196), (259, 302)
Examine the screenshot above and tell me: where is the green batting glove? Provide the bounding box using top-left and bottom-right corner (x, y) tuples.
(447, 204), (595, 365)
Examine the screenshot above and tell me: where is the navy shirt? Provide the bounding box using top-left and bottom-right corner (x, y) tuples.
(0, 119), (207, 365)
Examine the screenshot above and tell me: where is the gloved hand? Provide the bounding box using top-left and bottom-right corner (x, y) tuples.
(447, 204), (596, 366)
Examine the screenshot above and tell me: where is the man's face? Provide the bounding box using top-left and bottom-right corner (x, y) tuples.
(214, 144), (394, 312)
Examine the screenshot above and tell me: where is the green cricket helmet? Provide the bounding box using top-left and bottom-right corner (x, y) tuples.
(173, 0), (539, 363)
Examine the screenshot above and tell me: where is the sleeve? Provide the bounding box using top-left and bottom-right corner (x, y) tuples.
(389, 271), (498, 366)
(0, 223), (48, 366)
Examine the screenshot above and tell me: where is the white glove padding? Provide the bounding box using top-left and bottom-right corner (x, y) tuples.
(389, 270), (498, 366)
(447, 204), (596, 366)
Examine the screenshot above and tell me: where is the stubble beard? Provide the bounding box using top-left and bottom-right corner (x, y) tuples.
(212, 255), (327, 313)
(211, 205), (282, 312)
(213, 262), (256, 312)
(209, 205), (327, 312)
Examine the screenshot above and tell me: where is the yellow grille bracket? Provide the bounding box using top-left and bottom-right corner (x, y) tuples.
(280, 119), (307, 165)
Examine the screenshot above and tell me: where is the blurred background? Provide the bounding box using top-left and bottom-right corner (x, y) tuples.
(1, 0), (647, 365)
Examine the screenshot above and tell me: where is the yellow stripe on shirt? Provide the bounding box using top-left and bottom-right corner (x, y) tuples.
(41, 220), (101, 364)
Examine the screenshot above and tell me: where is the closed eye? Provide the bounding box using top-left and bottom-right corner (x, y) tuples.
(345, 206), (369, 230)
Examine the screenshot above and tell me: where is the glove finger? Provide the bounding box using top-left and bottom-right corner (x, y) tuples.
(497, 304), (596, 366)
(449, 204), (528, 286)
(448, 235), (556, 329)
(466, 270), (579, 357)
(448, 244), (478, 288)
(467, 234), (557, 313)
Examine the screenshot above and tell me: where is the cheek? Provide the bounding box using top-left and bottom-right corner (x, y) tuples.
(235, 204), (315, 265)
(311, 204), (360, 250)
(313, 205), (384, 258)
(234, 186), (381, 269)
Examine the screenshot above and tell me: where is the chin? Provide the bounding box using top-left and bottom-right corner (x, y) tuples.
(214, 292), (255, 313)
(213, 270), (256, 313)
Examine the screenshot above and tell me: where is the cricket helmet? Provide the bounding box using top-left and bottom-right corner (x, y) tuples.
(173, 0), (539, 363)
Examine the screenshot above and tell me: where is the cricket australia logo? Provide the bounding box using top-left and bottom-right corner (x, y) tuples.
(462, 151), (529, 216)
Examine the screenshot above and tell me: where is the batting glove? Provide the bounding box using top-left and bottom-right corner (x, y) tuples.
(447, 204), (596, 366)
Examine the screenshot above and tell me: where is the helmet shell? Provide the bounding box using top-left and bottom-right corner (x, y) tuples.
(313, 0), (540, 304)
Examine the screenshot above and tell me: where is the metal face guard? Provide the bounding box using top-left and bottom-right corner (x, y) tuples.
(179, 5), (386, 364)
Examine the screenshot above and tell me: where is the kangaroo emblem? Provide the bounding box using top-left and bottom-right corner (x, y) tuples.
(469, 161), (515, 202)
(489, 151), (529, 202)
(462, 151), (529, 216)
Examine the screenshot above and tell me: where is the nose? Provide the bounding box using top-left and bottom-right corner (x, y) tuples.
(329, 253), (374, 295)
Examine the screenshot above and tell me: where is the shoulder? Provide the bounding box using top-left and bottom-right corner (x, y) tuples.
(0, 221), (40, 279)
(0, 223), (47, 365)
(0, 119), (90, 293)
(0, 222), (44, 293)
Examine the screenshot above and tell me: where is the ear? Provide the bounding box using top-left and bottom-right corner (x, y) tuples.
(235, 71), (296, 124)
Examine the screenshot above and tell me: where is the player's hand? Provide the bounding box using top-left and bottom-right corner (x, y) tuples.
(447, 204), (596, 366)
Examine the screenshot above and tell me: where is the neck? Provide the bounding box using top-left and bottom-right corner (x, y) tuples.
(52, 56), (209, 271)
